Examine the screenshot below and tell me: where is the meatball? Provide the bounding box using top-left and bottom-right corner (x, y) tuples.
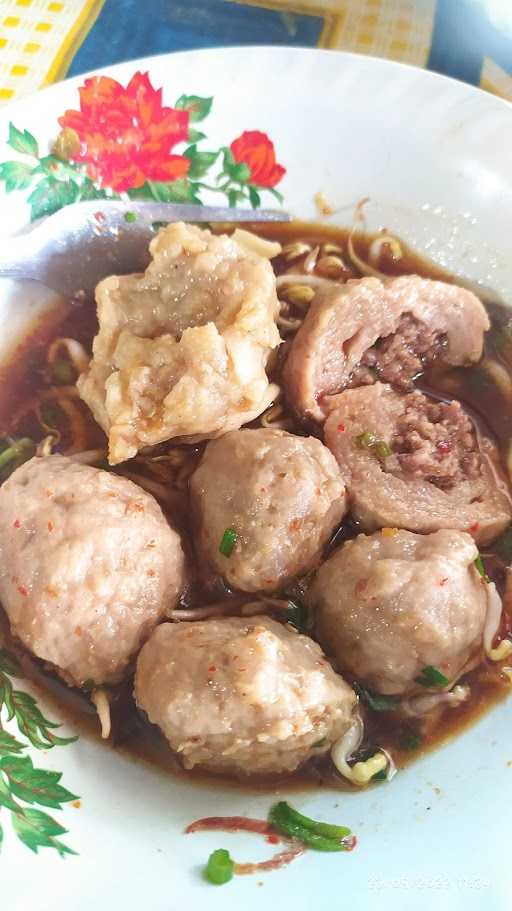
(78, 222), (281, 464)
(309, 528), (487, 695)
(190, 428), (347, 592)
(134, 615), (356, 774)
(324, 383), (511, 545)
(0, 455), (185, 686)
(284, 275), (489, 421)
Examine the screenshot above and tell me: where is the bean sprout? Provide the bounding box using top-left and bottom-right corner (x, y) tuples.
(35, 403), (61, 445)
(277, 314), (303, 334)
(315, 255), (348, 280)
(54, 395), (89, 453)
(278, 284), (316, 309)
(401, 684), (470, 717)
(331, 715), (395, 786)
(36, 435), (56, 457)
(303, 245), (320, 274)
(368, 234), (403, 266)
(47, 337), (90, 374)
(347, 228), (391, 280)
(314, 192), (335, 217)
(260, 402), (294, 430)
(490, 640), (512, 661)
(276, 273), (334, 290)
(91, 687), (111, 739)
(379, 748), (397, 781)
(282, 241), (312, 262)
(345, 197), (403, 280)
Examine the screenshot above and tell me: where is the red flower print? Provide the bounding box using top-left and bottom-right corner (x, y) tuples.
(230, 130), (285, 188)
(58, 71), (190, 192)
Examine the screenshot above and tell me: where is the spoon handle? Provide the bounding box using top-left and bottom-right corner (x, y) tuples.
(0, 200), (290, 297)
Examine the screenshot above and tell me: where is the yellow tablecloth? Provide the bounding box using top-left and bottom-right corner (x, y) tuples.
(0, 0), (511, 104)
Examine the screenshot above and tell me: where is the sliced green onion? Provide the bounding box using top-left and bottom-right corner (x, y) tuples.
(0, 437), (34, 472)
(219, 527), (237, 557)
(268, 801), (351, 851)
(354, 432), (391, 460)
(272, 802), (351, 839)
(374, 440), (392, 459)
(474, 554), (490, 583)
(124, 211), (137, 223)
(204, 849), (234, 885)
(151, 220), (168, 232)
(415, 665), (449, 688)
(52, 359), (77, 384)
(354, 684), (400, 712)
(355, 431), (377, 449)
(371, 769), (387, 781)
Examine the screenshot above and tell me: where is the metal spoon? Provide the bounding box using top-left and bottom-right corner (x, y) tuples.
(0, 200), (290, 299)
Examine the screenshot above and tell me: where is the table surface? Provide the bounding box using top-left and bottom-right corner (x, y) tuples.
(0, 0), (510, 105)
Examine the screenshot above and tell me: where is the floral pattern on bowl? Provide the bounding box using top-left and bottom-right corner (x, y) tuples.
(0, 71), (286, 221)
(0, 648), (78, 856)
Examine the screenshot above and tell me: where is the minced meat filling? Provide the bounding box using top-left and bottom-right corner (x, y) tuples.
(349, 314), (446, 390)
(384, 392), (482, 490)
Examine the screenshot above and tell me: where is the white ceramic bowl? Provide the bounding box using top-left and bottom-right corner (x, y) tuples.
(0, 47), (511, 911)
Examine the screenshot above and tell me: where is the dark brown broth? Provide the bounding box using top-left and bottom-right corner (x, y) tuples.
(0, 220), (511, 793)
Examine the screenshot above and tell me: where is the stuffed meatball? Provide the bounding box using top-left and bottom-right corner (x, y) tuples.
(284, 274), (489, 421)
(324, 383), (511, 545)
